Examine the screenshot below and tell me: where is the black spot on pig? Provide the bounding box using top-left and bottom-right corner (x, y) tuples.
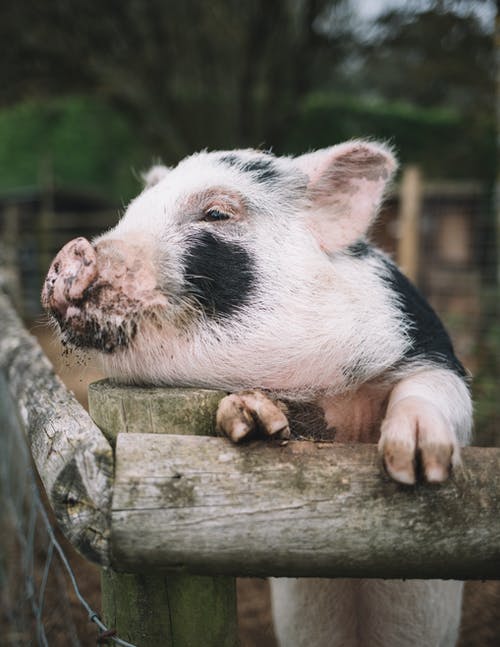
(241, 158), (281, 183)
(381, 259), (467, 378)
(346, 240), (372, 258)
(184, 231), (256, 318)
(219, 153), (281, 184)
(218, 154), (241, 168)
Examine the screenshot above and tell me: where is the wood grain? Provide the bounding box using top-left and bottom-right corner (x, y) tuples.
(111, 432), (500, 579)
(0, 290), (113, 565)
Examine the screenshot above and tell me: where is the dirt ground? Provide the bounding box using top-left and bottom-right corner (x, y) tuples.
(24, 321), (500, 646)
(30, 318), (105, 409)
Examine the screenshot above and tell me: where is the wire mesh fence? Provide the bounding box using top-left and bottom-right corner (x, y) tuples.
(0, 375), (135, 647)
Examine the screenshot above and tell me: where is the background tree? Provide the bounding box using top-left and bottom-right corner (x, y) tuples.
(1, 0), (349, 159)
(0, 0), (495, 190)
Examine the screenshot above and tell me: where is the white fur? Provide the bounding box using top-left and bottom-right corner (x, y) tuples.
(101, 238), (410, 398)
(99, 147), (408, 396)
(271, 578), (463, 647)
(384, 367), (472, 446)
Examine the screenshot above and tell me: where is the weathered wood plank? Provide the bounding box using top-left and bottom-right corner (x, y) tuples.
(0, 290), (113, 566)
(88, 379), (226, 444)
(90, 380), (238, 647)
(100, 571), (238, 647)
(397, 165), (422, 282)
(111, 433), (500, 579)
(100, 571), (174, 646)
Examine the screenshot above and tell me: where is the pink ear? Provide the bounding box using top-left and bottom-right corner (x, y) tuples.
(295, 140), (396, 252)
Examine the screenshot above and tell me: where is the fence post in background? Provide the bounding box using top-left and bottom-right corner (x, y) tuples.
(89, 383), (239, 647)
(0, 204), (22, 309)
(397, 165), (422, 284)
(37, 156), (55, 293)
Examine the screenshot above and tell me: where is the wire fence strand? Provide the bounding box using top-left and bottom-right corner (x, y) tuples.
(0, 379), (137, 647)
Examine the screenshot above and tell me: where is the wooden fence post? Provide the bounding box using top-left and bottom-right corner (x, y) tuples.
(89, 382), (239, 647)
(397, 165), (422, 284)
(0, 204), (22, 309)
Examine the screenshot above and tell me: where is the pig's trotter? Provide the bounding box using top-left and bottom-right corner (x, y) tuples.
(216, 390), (290, 443)
(378, 395), (459, 485)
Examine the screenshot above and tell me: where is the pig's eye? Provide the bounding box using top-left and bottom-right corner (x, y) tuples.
(202, 208), (231, 223)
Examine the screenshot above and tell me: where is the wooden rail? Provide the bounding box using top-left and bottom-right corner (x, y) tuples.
(0, 289), (113, 566)
(108, 434), (500, 580)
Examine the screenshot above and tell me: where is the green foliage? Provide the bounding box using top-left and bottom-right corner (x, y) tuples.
(2, 90), (493, 205)
(0, 2), (496, 196)
(0, 1), (496, 187)
(1, 0), (345, 157)
(358, 6), (494, 116)
(283, 92), (495, 180)
(0, 97), (145, 201)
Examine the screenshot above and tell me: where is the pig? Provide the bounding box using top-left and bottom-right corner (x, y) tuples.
(42, 140), (472, 647)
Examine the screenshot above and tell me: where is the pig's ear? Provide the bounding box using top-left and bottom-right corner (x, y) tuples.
(295, 140), (396, 252)
(141, 164), (171, 188)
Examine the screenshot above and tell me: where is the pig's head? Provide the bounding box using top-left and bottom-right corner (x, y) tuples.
(42, 140), (399, 394)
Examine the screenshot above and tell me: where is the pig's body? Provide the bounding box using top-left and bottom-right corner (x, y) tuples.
(43, 141), (472, 647)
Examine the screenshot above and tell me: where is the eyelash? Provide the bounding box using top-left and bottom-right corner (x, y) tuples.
(202, 208), (231, 222)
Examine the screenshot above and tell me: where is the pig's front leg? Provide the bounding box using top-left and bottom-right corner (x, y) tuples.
(379, 368), (472, 485)
(216, 390), (291, 442)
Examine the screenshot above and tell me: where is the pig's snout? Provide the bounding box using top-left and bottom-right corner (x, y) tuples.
(42, 237), (98, 316)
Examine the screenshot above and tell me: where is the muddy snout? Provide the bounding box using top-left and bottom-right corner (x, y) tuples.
(42, 234), (169, 352)
(42, 237), (98, 317)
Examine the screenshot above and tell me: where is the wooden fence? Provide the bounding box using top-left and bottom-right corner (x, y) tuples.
(1, 286), (499, 646)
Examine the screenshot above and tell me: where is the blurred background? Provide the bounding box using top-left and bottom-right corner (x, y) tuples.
(0, 1), (499, 645)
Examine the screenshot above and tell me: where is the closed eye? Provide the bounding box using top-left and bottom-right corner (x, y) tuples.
(202, 208), (232, 223)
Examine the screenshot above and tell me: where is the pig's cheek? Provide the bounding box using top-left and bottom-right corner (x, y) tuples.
(378, 396), (459, 485)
